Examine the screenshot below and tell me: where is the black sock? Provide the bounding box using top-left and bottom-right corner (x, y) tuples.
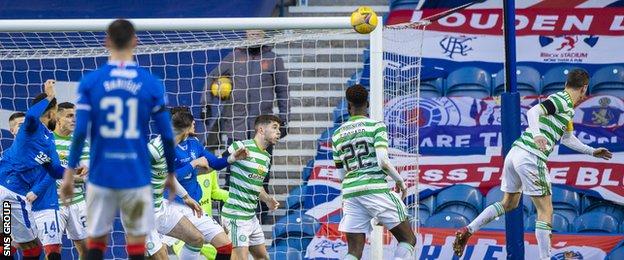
(87, 249), (104, 260)
(215, 252), (231, 260)
(129, 254), (145, 260)
(46, 252), (61, 260)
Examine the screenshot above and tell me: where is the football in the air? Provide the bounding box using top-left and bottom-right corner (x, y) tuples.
(350, 6), (378, 34)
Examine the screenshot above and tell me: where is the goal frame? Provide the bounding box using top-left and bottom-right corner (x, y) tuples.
(0, 16), (390, 258)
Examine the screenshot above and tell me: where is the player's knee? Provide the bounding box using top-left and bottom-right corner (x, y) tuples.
(188, 234), (204, 248)
(500, 195), (521, 212)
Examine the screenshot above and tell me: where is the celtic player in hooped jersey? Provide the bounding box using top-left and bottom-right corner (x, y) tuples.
(453, 69), (612, 260)
(332, 85), (416, 260)
(221, 115), (282, 260)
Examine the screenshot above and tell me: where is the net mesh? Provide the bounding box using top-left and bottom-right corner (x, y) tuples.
(0, 22), (426, 259)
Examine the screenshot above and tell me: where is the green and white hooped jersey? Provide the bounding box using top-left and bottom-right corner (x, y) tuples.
(222, 139), (271, 220)
(331, 115), (390, 199)
(55, 133), (89, 205)
(513, 91), (575, 161)
(148, 136), (168, 211)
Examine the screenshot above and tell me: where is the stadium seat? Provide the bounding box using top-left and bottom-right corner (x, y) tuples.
(419, 195), (435, 216)
(434, 184), (483, 220)
(590, 65), (624, 97)
(425, 212), (470, 229)
(419, 77), (445, 98)
(286, 185), (307, 211)
(482, 216), (505, 230)
(573, 212), (619, 233)
(301, 159), (315, 184)
(525, 213), (570, 232)
(483, 186), (534, 215)
(580, 197), (624, 222)
(541, 66), (583, 95)
(445, 67), (491, 98)
(273, 211), (321, 252)
(268, 245), (303, 260)
(492, 66), (541, 96)
(551, 186), (580, 223)
(607, 245), (624, 260)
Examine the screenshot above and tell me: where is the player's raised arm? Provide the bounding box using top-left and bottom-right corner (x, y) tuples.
(560, 125), (612, 160)
(24, 79), (56, 133)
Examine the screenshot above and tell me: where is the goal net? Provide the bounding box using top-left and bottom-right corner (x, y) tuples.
(0, 17), (424, 259)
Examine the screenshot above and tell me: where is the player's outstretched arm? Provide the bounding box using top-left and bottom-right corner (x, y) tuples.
(259, 189), (279, 211)
(203, 145), (248, 171)
(376, 147), (407, 199)
(560, 132), (612, 160)
(24, 79), (56, 133)
(28, 174), (56, 203)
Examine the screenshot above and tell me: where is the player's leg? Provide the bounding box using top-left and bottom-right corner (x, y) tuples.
(186, 211), (233, 260)
(69, 200), (88, 258)
(85, 184), (118, 260)
(166, 216), (205, 259)
(373, 192), (415, 260)
(222, 217), (251, 260)
(247, 217), (267, 260)
(145, 230), (168, 260)
(33, 209), (62, 260)
(453, 147), (523, 256)
(0, 187), (42, 259)
(119, 185), (155, 260)
(147, 246), (168, 260)
(524, 159), (553, 260)
(338, 196), (372, 259)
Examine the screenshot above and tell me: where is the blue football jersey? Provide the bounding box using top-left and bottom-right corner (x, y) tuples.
(1, 99), (63, 196)
(69, 61), (172, 189)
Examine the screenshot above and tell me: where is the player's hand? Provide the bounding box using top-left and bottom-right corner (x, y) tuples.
(395, 181), (408, 200)
(165, 174), (177, 201)
(533, 135), (548, 151)
(191, 157), (209, 169)
(43, 79), (56, 100)
(266, 197), (280, 211)
(183, 195), (203, 218)
(25, 191), (38, 203)
(76, 166), (89, 179)
(233, 148), (249, 161)
(60, 168), (76, 206)
(593, 147), (612, 160)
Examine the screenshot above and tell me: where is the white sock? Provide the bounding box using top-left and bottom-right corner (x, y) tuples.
(344, 254), (359, 260)
(467, 202), (505, 233)
(394, 242), (414, 260)
(535, 221), (552, 260)
(178, 244), (201, 260)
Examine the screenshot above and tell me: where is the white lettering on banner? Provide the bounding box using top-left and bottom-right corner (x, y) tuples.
(456, 135), (471, 147)
(471, 13), (499, 29)
(576, 131), (619, 145)
(480, 132), (501, 147)
(533, 15), (559, 30)
(562, 15), (593, 31)
(479, 167), (498, 182)
(448, 169), (467, 181)
(610, 16), (624, 30)
(423, 169), (444, 182)
(515, 15), (529, 30)
(600, 169), (618, 186)
(438, 13), (465, 27)
(551, 167), (569, 184)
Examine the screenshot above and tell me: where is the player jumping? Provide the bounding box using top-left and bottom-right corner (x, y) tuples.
(452, 69), (612, 259)
(332, 84), (416, 260)
(0, 80), (66, 260)
(146, 106), (247, 260)
(221, 115), (281, 260)
(60, 19), (178, 260)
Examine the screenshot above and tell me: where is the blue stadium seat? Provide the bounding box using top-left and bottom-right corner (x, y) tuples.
(608, 245), (624, 260)
(434, 184), (483, 220)
(419, 77), (445, 98)
(541, 66), (583, 95)
(273, 211), (321, 252)
(590, 65), (624, 97)
(573, 212), (619, 233)
(446, 67), (491, 98)
(551, 187), (580, 223)
(525, 213), (570, 232)
(301, 159), (315, 184)
(286, 185), (307, 211)
(493, 66), (541, 96)
(268, 245), (303, 260)
(581, 195), (624, 222)
(484, 186), (535, 215)
(425, 212), (470, 229)
(482, 216), (505, 230)
(419, 195), (435, 217)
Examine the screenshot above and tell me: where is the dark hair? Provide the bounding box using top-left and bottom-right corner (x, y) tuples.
(170, 106), (194, 131)
(31, 93), (57, 114)
(345, 84), (368, 107)
(254, 115), (281, 127)
(57, 102), (75, 112)
(9, 112), (25, 122)
(566, 69), (590, 89)
(107, 19), (136, 49)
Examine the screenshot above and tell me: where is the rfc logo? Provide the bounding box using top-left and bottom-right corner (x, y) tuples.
(552, 250), (583, 260)
(313, 239), (347, 254)
(579, 96), (623, 127)
(439, 35), (476, 59)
